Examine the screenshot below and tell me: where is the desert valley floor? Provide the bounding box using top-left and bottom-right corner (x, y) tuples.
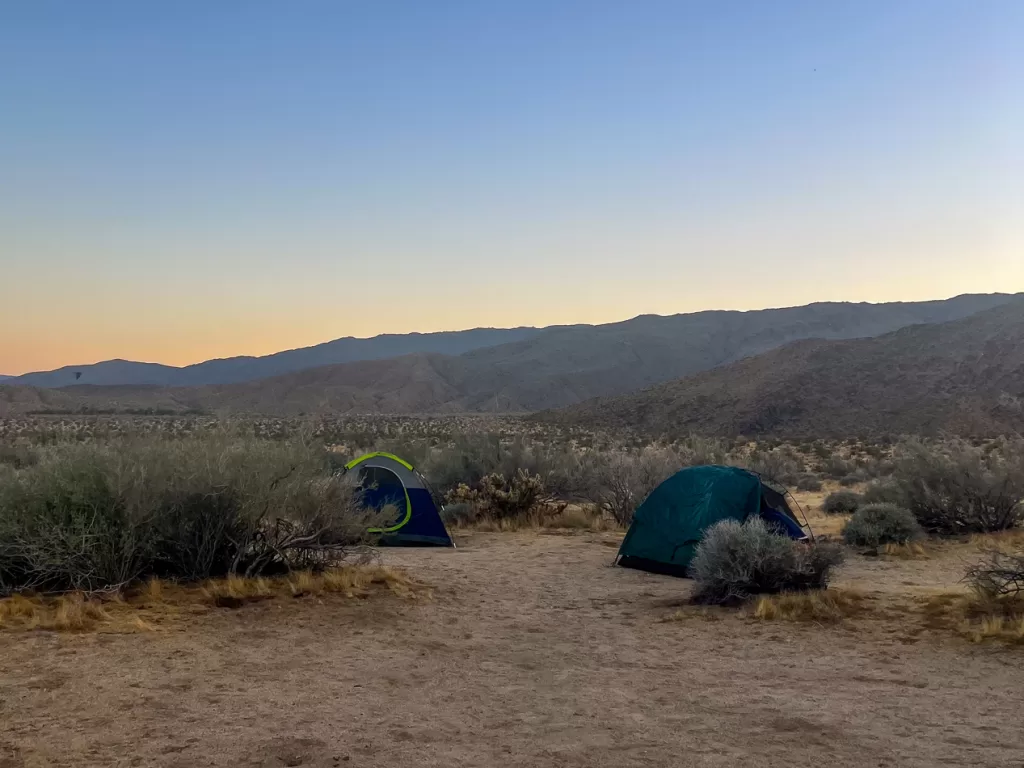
(2, 530), (1021, 768)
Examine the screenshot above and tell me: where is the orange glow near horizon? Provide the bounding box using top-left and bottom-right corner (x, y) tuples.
(4, 260), (1022, 375)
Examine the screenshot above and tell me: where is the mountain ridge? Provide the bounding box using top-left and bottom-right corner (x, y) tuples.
(8, 293), (1018, 390)
(535, 299), (1024, 437)
(3, 293), (1022, 427)
(5, 327), (545, 388)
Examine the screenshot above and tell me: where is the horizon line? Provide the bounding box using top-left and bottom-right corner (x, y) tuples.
(3, 290), (1018, 377)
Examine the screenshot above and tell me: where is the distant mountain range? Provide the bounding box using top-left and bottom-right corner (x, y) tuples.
(0, 375), (12, 383)
(537, 298), (1024, 437)
(3, 293), (1021, 436)
(4, 327), (544, 388)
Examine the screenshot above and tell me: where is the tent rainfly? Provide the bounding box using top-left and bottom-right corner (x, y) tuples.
(616, 464), (806, 576)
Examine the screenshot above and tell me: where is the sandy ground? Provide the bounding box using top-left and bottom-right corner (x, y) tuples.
(1, 531), (1022, 768)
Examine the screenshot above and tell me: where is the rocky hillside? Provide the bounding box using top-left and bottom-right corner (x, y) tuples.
(536, 299), (1024, 437)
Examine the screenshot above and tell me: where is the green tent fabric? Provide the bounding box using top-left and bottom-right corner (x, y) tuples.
(617, 465), (799, 576)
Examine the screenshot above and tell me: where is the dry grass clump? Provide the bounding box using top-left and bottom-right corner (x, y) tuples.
(921, 547), (1024, 644)
(202, 565), (426, 605)
(0, 565), (426, 633)
(752, 589), (870, 624)
(0, 592), (120, 632)
(921, 592), (1024, 645)
(880, 541), (930, 559)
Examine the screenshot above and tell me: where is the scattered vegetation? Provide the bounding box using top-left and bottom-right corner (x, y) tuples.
(892, 439), (1024, 534)
(690, 518), (844, 605)
(583, 447), (686, 526)
(0, 565), (424, 632)
(0, 434), (385, 594)
(842, 503), (924, 549)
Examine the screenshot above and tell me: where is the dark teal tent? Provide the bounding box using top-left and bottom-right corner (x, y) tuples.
(617, 465), (806, 576)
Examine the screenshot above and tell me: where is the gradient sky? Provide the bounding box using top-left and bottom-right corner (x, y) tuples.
(2, 1), (1022, 374)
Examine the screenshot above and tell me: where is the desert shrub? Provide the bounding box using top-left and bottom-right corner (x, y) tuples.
(418, 434), (507, 494)
(820, 454), (855, 480)
(892, 440), (1024, 534)
(583, 448), (683, 526)
(838, 474), (862, 487)
(0, 443), (38, 469)
(861, 481), (906, 506)
(674, 436), (729, 467)
(742, 446), (802, 487)
(444, 469), (550, 520)
(420, 434), (581, 500)
(439, 502), (478, 526)
(690, 517), (844, 604)
(0, 435), (382, 594)
(822, 490), (862, 515)
(965, 550), (1024, 599)
(795, 474), (823, 492)
(842, 503), (924, 548)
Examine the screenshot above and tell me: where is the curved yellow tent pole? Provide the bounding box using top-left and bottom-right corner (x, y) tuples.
(346, 452), (415, 533)
(344, 451), (414, 471)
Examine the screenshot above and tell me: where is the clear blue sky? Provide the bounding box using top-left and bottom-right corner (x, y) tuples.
(1, 1), (1021, 373)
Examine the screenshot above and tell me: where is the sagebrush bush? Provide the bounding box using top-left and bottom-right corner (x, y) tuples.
(822, 490), (862, 515)
(842, 503), (924, 548)
(0, 435), (383, 594)
(690, 518), (844, 604)
(892, 440), (1024, 534)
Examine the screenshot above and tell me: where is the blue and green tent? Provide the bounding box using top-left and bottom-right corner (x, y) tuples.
(617, 465), (806, 576)
(345, 452), (454, 547)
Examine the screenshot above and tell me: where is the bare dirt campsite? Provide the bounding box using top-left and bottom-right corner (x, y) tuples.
(2, 525), (1023, 768)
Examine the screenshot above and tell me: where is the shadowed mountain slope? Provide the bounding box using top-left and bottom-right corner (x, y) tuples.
(3, 294), (1022, 430)
(536, 299), (1024, 437)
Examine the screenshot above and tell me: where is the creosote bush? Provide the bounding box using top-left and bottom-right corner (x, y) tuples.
(891, 440), (1024, 534)
(966, 550), (1024, 599)
(741, 446), (802, 487)
(690, 518), (844, 605)
(861, 481), (906, 506)
(0, 435), (383, 595)
(842, 503), (924, 549)
(583, 448), (684, 527)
